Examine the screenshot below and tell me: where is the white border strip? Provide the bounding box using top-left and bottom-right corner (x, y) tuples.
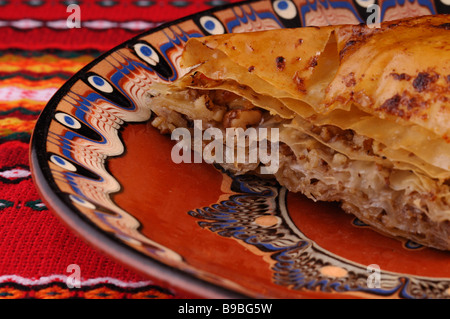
(0, 19), (162, 31)
(0, 274), (154, 288)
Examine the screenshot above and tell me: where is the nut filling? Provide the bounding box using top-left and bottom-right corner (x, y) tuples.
(144, 15), (450, 251)
(146, 85), (450, 251)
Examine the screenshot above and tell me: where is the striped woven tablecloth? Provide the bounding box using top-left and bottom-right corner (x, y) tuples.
(0, 0), (239, 299)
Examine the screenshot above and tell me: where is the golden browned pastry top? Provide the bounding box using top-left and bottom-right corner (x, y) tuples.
(179, 14), (450, 177)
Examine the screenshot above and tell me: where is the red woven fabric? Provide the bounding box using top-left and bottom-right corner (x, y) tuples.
(0, 0), (242, 299)
(0, 0), (238, 51)
(0, 141), (139, 279)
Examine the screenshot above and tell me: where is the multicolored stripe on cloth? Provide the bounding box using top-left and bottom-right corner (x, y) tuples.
(0, 49), (97, 143)
(0, 275), (173, 299)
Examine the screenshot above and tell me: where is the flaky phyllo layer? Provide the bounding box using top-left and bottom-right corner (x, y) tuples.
(146, 15), (450, 250)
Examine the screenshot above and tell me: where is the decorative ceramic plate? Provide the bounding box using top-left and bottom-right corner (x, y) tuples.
(30, 0), (450, 299)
